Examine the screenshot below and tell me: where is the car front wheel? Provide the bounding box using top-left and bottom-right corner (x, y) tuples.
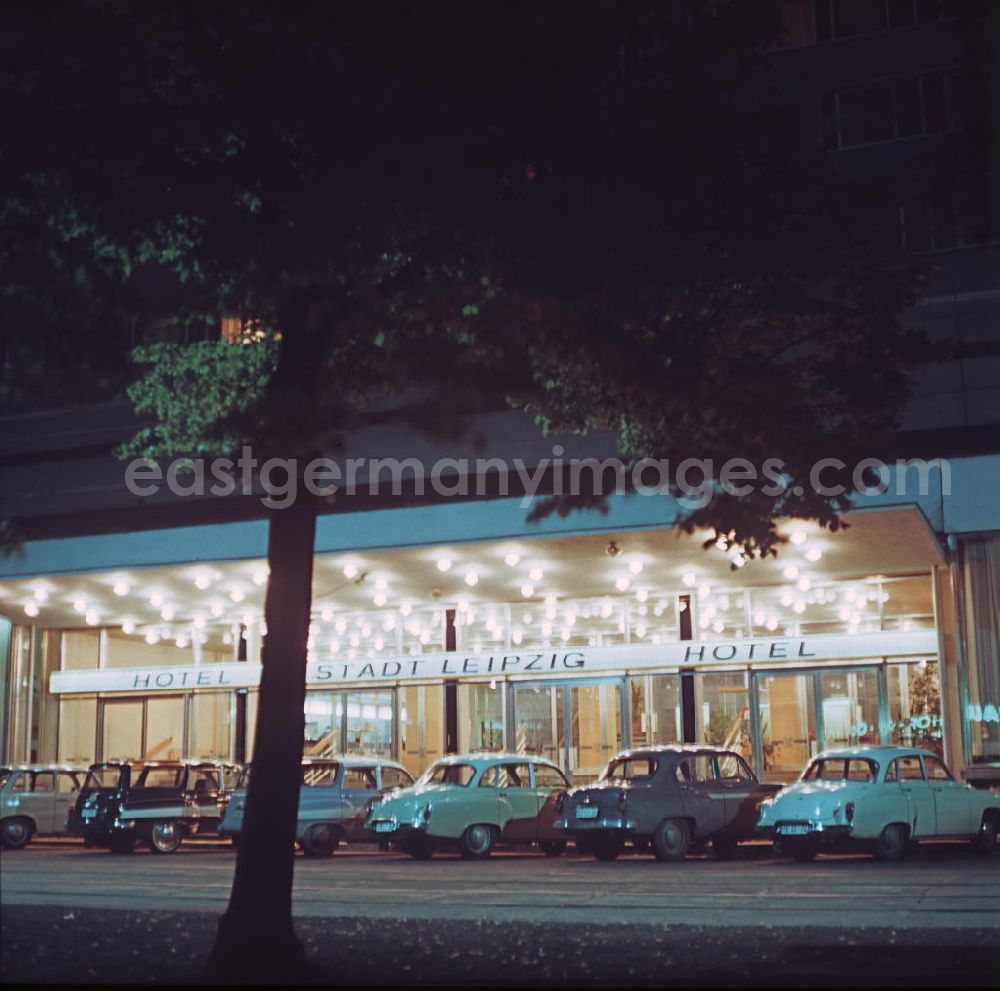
(1, 817), (33, 850)
(458, 824), (496, 860)
(301, 824), (340, 858)
(149, 820), (183, 854)
(652, 818), (691, 862)
(971, 815), (998, 857)
(538, 840), (566, 857)
(873, 823), (908, 862)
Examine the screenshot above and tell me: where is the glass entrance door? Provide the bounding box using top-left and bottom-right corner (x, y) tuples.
(753, 666), (884, 782)
(756, 673), (817, 783)
(512, 679), (623, 783)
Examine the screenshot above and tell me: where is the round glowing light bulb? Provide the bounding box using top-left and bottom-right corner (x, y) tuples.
(373, 592), (387, 607)
(24, 602), (40, 617)
(252, 567), (269, 586)
(464, 571), (479, 587)
(194, 573), (212, 590)
(73, 598), (87, 613)
(614, 576), (630, 592)
(628, 559), (644, 575)
(528, 565), (543, 582)
(436, 557), (453, 573)
(400, 601), (413, 617)
(160, 605), (175, 621)
(790, 528), (807, 546)
(112, 580), (129, 597)
(122, 618), (136, 635)
(342, 563), (359, 579)
(210, 602), (224, 618)
(320, 605), (334, 622)
(782, 564), (799, 580)
(681, 571), (697, 588)
(520, 583), (535, 598)
(805, 547), (822, 562)
(230, 587), (245, 603)
(635, 588), (649, 602)
(86, 610), (100, 626)
(504, 552), (520, 567)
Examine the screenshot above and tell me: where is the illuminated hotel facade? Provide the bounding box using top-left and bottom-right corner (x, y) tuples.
(1, 444), (998, 785)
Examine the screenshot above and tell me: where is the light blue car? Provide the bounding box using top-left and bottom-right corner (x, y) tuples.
(219, 755), (414, 857)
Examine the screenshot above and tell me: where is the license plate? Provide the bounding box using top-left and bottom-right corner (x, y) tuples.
(576, 807), (599, 820)
(373, 821), (395, 833)
(778, 823), (812, 835)
(81, 808), (96, 820)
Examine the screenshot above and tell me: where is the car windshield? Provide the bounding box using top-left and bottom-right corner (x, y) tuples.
(82, 766), (122, 791)
(802, 758), (877, 783)
(418, 762), (476, 787)
(601, 757), (658, 782)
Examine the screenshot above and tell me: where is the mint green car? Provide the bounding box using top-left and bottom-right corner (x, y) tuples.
(365, 753), (571, 859)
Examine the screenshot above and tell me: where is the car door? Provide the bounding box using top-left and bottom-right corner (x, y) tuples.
(497, 762), (539, 842)
(341, 766), (379, 840)
(675, 755), (726, 839)
(895, 755), (937, 837)
(25, 771), (59, 834)
(923, 755), (975, 836)
(714, 752), (766, 836)
(55, 771), (83, 834)
(530, 761), (570, 841)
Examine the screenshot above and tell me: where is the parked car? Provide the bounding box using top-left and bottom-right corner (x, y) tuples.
(68, 758), (241, 853)
(0, 764), (89, 849)
(365, 752), (571, 859)
(555, 745), (780, 861)
(758, 745), (1000, 862)
(219, 755), (415, 857)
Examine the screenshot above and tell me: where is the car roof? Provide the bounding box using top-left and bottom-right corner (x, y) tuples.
(244, 755), (410, 770)
(4, 763), (90, 773)
(432, 752), (563, 769)
(811, 745), (944, 762)
(93, 758), (239, 768)
(609, 744), (742, 761)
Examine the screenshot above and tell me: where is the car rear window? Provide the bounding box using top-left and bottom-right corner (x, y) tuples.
(602, 757), (658, 782)
(133, 766), (186, 788)
(802, 758), (877, 782)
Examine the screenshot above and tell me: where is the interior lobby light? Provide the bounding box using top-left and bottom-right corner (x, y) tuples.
(252, 567), (269, 586)
(210, 601), (224, 618)
(805, 546), (823, 562)
(400, 601), (413, 616)
(790, 528), (808, 545)
(194, 572), (212, 590)
(161, 605), (175, 621)
(24, 602), (39, 617)
(614, 576), (630, 592)
(373, 592), (387, 607)
(149, 592), (164, 607)
(73, 597), (87, 613)
(681, 571), (696, 587)
(521, 583), (535, 598)
(436, 557), (453, 572)
(122, 618), (136, 635)
(628, 559), (644, 575)
(343, 563), (359, 579)
(112, 580), (130, 597)
(320, 605), (334, 621)
(528, 565), (544, 582)
(697, 584), (711, 598)
(144, 630), (160, 645)
(504, 552), (520, 567)
(230, 587), (245, 603)
(782, 563), (799, 580)
(374, 577), (388, 591)
(85, 610), (99, 626)
(635, 588), (649, 602)
(464, 570), (479, 587)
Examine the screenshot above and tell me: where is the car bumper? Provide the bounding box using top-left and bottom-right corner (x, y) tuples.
(760, 822), (854, 842)
(555, 816), (637, 832)
(366, 816), (429, 839)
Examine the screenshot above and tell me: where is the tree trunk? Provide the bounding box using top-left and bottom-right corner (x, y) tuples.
(205, 500), (316, 980)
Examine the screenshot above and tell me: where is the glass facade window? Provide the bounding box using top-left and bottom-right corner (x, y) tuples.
(58, 696), (97, 764)
(62, 630), (100, 671)
(818, 669), (880, 748)
(345, 690), (393, 757)
(304, 693), (342, 756)
(145, 695), (184, 759)
(756, 673), (816, 782)
(398, 684), (444, 776)
(190, 691), (231, 759)
(888, 661), (944, 758)
(960, 536), (1000, 763)
(101, 699), (143, 760)
(695, 671), (750, 758)
(457, 682), (504, 752)
(630, 675), (682, 747)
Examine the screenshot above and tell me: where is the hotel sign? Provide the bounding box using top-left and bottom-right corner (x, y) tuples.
(49, 630), (937, 694)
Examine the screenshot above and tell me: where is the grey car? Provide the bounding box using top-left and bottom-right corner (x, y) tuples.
(219, 756), (414, 857)
(1, 764), (90, 849)
(555, 745), (780, 861)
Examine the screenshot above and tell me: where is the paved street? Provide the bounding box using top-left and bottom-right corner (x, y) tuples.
(3, 838), (998, 929)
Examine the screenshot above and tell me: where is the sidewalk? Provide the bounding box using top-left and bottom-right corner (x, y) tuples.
(3, 904), (999, 987)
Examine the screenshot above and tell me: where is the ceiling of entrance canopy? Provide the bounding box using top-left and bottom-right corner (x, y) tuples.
(0, 508), (943, 641)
